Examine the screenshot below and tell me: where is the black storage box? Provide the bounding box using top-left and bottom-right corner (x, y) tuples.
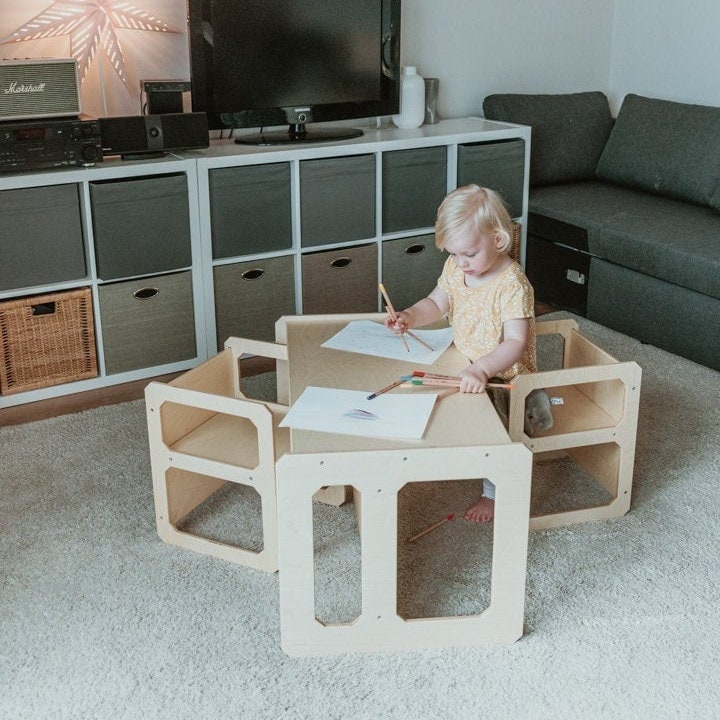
(525, 213), (592, 315)
(300, 155), (375, 247)
(0, 184), (86, 291)
(382, 147), (447, 233)
(90, 173), (192, 280)
(209, 163), (292, 259)
(457, 139), (525, 217)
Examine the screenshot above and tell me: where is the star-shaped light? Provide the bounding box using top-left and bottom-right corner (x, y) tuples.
(0, 0), (182, 87)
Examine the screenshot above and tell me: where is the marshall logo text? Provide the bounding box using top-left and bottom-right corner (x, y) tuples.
(3, 80), (47, 95)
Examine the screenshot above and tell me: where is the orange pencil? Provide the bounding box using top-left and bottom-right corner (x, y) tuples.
(406, 513), (455, 543)
(404, 330), (434, 351)
(379, 282), (410, 352)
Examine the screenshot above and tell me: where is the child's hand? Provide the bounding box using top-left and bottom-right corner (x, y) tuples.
(384, 311), (410, 334)
(457, 365), (489, 393)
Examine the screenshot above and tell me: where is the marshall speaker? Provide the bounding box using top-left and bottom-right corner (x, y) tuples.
(99, 112), (209, 159)
(0, 58), (81, 121)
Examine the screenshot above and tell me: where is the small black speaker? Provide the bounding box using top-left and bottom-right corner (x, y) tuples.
(142, 80), (191, 115)
(99, 112), (209, 159)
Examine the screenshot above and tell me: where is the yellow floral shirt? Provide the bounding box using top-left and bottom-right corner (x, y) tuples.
(438, 258), (537, 380)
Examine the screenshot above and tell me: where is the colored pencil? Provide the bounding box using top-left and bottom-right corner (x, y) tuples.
(406, 513), (455, 543)
(412, 379), (459, 388)
(367, 377), (405, 400)
(379, 283), (410, 352)
(412, 370), (514, 389)
(404, 329), (434, 351)
(411, 378), (515, 389)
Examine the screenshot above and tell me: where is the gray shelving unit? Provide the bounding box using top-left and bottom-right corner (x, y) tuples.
(0, 117), (530, 407)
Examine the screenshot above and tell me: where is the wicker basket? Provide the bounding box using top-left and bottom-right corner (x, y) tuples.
(0, 288), (98, 395)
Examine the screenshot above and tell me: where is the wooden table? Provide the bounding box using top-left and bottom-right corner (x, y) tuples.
(273, 313), (533, 656)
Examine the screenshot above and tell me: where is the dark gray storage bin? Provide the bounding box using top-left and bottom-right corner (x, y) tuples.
(213, 255), (296, 348)
(525, 214), (591, 315)
(381, 234), (446, 311)
(300, 154), (375, 247)
(0, 184), (86, 291)
(90, 173), (192, 280)
(209, 163), (292, 259)
(382, 147), (447, 232)
(301, 244), (378, 314)
(98, 271), (196, 374)
(457, 139), (525, 217)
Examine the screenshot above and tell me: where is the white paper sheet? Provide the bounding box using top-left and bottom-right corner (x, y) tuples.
(279, 386), (438, 440)
(321, 320), (454, 365)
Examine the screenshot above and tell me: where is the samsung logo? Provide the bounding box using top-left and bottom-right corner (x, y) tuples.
(3, 80), (47, 95)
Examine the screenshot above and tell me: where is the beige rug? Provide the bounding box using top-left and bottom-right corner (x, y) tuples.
(2, 312), (719, 720)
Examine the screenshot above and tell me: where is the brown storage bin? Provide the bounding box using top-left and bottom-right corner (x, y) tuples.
(0, 288), (97, 395)
(97, 272), (196, 375)
(301, 244), (378, 314)
(213, 255), (296, 348)
(381, 234), (445, 311)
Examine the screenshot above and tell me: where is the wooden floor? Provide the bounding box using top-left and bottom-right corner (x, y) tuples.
(0, 355), (275, 427)
(0, 303), (557, 426)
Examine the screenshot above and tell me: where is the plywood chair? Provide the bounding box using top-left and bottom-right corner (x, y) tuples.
(276, 442), (533, 655)
(507, 318), (642, 530)
(145, 337), (289, 572)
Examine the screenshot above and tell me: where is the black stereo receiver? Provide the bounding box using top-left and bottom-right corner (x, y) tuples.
(0, 117), (103, 173)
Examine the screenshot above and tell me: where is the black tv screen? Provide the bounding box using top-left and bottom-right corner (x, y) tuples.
(188, 0), (401, 144)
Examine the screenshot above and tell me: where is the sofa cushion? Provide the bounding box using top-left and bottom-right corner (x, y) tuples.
(483, 92), (613, 187)
(595, 94), (720, 207)
(587, 258), (720, 371)
(709, 186), (720, 213)
(530, 181), (720, 300)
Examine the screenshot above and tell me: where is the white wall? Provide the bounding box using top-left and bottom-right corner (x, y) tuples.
(403, 0), (614, 120)
(2, 0), (718, 121)
(608, 0), (720, 110)
(404, 0), (720, 119)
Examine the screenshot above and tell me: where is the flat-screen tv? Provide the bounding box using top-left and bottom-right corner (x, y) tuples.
(187, 0), (401, 145)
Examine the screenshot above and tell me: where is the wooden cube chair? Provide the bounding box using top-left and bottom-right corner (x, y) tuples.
(145, 337), (289, 572)
(507, 318), (642, 530)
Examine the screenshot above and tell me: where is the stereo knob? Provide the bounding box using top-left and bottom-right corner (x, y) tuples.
(81, 145), (100, 164)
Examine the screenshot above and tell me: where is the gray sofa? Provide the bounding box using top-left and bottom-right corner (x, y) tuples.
(483, 91), (720, 371)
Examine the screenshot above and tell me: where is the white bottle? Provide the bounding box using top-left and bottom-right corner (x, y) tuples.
(392, 66), (425, 129)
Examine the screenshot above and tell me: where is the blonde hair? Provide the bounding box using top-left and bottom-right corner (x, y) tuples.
(435, 184), (513, 252)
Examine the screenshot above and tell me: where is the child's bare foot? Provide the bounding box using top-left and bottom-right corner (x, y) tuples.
(464, 497), (495, 523)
